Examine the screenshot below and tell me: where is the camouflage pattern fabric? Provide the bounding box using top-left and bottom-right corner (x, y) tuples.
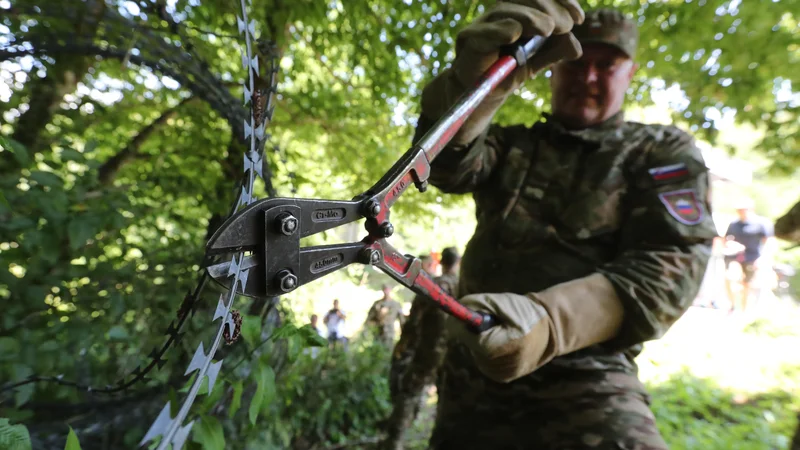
(381, 273), (459, 449)
(428, 390), (667, 449)
(414, 110), (717, 449)
(365, 298), (406, 346)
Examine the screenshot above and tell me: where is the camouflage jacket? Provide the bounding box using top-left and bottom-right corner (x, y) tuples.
(416, 112), (717, 413)
(390, 272), (459, 398)
(365, 298), (405, 337)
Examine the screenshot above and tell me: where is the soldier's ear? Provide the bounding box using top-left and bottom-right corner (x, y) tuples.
(626, 61), (639, 82)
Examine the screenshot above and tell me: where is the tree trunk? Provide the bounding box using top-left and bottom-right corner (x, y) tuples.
(775, 199), (800, 243)
(791, 412), (800, 450)
(3, 1), (105, 170)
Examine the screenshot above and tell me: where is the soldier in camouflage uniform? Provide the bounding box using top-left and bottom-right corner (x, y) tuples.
(382, 247), (461, 450)
(415, 2), (717, 449)
(365, 284), (407, 347)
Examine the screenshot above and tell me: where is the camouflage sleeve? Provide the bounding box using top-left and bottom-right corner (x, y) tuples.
(396, 304), (406, 326)
(597, 127), (718, 350)
(365, 302), (378, 325)
(412, 114), (512, 194)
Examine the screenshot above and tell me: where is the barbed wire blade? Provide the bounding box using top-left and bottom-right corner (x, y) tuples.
(140, 403), (173, 447)
(255, 122), (265, 140)
(241, 52), (250, 71)
(206, 361), (223, 393)
(214, 295), (229, 320)
(243, 84), (252, 106)
(171, 421), (195, 450)
(184, 342), (207, 377)
(165, 320), (179, 339)
(147, 348), (168, 370)
(227, 254), (241, 278)
(238, 186), (251, 209)
(236, 16), (246, 35)
(238, 268), (250, 293)
(244, 153), (254, 175)
(213, 296), (237, 334)
(248, 19), (256, 37)
(250, 55), (259, 74)
(243, 119), (253, 140)
(252, 154), (264, 179)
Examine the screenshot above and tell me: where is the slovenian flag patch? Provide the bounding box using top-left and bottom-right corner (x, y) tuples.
(648, 163), (689, 182)
(658, 188), (704, 225)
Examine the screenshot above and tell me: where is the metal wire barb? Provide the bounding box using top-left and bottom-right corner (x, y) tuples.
(139, 0), (275, 447)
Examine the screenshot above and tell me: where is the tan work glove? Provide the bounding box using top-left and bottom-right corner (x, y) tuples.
(421, 0), (585, 145)
(446, 274), (625, 383)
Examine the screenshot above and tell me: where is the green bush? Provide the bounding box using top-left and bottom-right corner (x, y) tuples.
(649, 370), (798, 450)
(260, 339), (392, 449)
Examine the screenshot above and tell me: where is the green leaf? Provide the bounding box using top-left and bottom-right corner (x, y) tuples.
(28, 171), (63, 188)
(0, 338), (20, 362)
(0, 418), (31, 450)
(241, 314), (262, 347)
(64, 427), (82, 450)
(67, 217), (96, 251)
(298, 324), (327, 348)
(0, 191), (9, 210)
(59, 149), (85, 162)
(249, 365), (275, 425)
(12, 365), (33, 407)
(39, 341), (60, 352)
(168, 388), (179, 417)
(228, 381), (243, 419)
(270, 323), (298, 341)
(192, 416), (224, 450)
(0, 136), (31, 167)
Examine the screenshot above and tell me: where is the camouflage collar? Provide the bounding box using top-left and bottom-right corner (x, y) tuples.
(542, 111), (626, 145)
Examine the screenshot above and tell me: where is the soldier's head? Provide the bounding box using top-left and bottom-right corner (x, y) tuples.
(550, 8), (639, 129)
(441, 246), (461, 273)
(310, 314), (318, 326)
(332, 299), (339, 309)
(381, 283), (393, 297)
(419, 253), (434, 273)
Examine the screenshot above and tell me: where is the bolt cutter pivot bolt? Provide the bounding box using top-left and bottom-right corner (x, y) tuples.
(379, 222), (394, 238)
(276, 212), (298, 236)
(276, 269), (298, 293)
(363, 199), (381, 218)
(358, 248), (381, 265)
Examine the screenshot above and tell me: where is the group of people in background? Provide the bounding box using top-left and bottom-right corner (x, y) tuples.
(305, 246), (463, 353)
(307, 298), (348, 354)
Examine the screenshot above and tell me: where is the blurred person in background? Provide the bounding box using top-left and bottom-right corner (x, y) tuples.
(722, 197), (777, 313)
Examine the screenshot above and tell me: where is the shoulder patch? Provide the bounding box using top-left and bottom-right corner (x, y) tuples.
(648, 163), (690, 182)
(658, 188), (705, 225)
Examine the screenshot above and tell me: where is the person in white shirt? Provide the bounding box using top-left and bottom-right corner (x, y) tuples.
(323, 299), (347, 350)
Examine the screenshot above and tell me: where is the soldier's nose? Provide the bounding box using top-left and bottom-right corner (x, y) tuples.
(584, 66), (599, 83)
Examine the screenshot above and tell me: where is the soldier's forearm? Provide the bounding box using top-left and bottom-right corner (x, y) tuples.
(598, 242), (711, 350)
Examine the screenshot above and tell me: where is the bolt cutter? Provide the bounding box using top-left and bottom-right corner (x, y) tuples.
(205, 37), (547, 333)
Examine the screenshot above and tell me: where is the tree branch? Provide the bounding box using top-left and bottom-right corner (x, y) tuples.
(97, 96), (197, 185)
